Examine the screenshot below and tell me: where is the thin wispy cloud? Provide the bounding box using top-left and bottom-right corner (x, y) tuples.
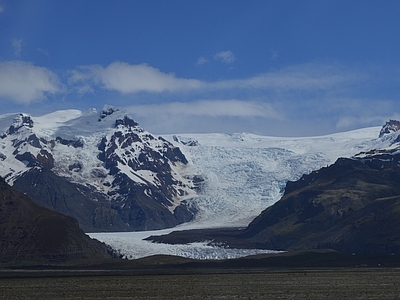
(334, 98), (400, 130)
(37, 48), (50, 58)
(196, 56), (209, 65)
(214, 51), (235, 64)
(127, 99), (283, 119)
(11, 39), (22, 57)
(0, 6), (4, 13)
(197, 51), (235, 66)
(125, 99), (285, 134)
(0, 61), (62, 104)
(270, 50), (279, 60)
(210, 63), (364, 92)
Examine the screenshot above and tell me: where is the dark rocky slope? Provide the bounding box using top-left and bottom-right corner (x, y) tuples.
(242, 154), (400, 254)
(0, 177), (112, 264)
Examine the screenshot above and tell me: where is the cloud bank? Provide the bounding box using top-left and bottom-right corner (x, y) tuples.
(70, 61), (361, 96)
(0, 61), (62, 104)
(0, 59), (396, 136)
(70, 62), (203, 94)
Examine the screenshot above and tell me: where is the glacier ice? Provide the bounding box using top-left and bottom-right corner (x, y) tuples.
(92, 127), (387, 259)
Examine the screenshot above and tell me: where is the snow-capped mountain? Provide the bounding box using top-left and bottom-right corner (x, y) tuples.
(90, 118), (400, 259)
(92, 122), (400, 259)
(0, 106), (198, 231)
(1, 105), (398, 237)
(110, 120), (400, 258)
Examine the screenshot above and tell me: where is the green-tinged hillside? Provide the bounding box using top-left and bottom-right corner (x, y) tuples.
(243, 154), (400, 254)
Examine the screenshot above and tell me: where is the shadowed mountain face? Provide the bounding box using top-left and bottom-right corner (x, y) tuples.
(0, 177), (112, 264)
(243, 153), (400, 254)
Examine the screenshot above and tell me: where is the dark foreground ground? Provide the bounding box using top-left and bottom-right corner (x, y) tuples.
(1, 251), (400, 299)
(1, 268), (400, 299)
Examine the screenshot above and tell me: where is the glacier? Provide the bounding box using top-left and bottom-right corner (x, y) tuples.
(89, 227), (280, 260)
(91, 126), (387, 259)
(165, 129), (382, 227)
(1, 109), (392, 259)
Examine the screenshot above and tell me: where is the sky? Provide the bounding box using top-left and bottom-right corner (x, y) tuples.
(0, 0), (400, 136)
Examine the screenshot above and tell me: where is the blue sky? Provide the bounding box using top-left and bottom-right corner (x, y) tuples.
(0, 0), (399, 136)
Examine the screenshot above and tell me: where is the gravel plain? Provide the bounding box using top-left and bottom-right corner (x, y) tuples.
(1, 268), (400, 299)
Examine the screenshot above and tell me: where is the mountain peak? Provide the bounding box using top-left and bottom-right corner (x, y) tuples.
(115, 115), (139, 128)
(379, 119), (400, 138)
(95, 105), (140, 129)
(0, 106), (198, 231)
(6, 113), (34, 135)
(98, 105), (120, 122)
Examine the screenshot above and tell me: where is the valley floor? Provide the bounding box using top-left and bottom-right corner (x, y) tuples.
(1, 268), (399, 299)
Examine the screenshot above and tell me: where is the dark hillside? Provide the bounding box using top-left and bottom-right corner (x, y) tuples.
(0, 177), (112, 264)
(243, 154), (400, 254)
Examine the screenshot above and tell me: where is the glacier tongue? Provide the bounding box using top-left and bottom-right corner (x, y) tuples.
(164, 128), (382, 228)
(89, 229), (280, 260)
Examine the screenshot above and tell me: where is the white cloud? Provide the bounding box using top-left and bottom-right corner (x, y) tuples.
(0, 61), (62, 103)
(37, 47), (50, 58)
(214, 51), (235, 64)
(70, 62), (203, 94)
(125, 100), (286, 135)
(11, 39), (22, 57)
(0, 6), (4, 13)
(71, 61), (358, 97)
(335, 110), (400, 130)
(336, 115), (386, 130)
(211, 63), (363, 91)
(127, 99), (283, 119)
(270, 50), (279, 60)
(196, 56), (209, 65)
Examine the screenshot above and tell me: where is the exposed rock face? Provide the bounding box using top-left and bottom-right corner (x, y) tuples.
(379, 119), (400, 138)
(0, 177), (112, 264)
(0, 106), (198, 232)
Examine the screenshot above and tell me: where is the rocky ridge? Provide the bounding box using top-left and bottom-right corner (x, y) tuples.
(0, 106), (198, 232)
